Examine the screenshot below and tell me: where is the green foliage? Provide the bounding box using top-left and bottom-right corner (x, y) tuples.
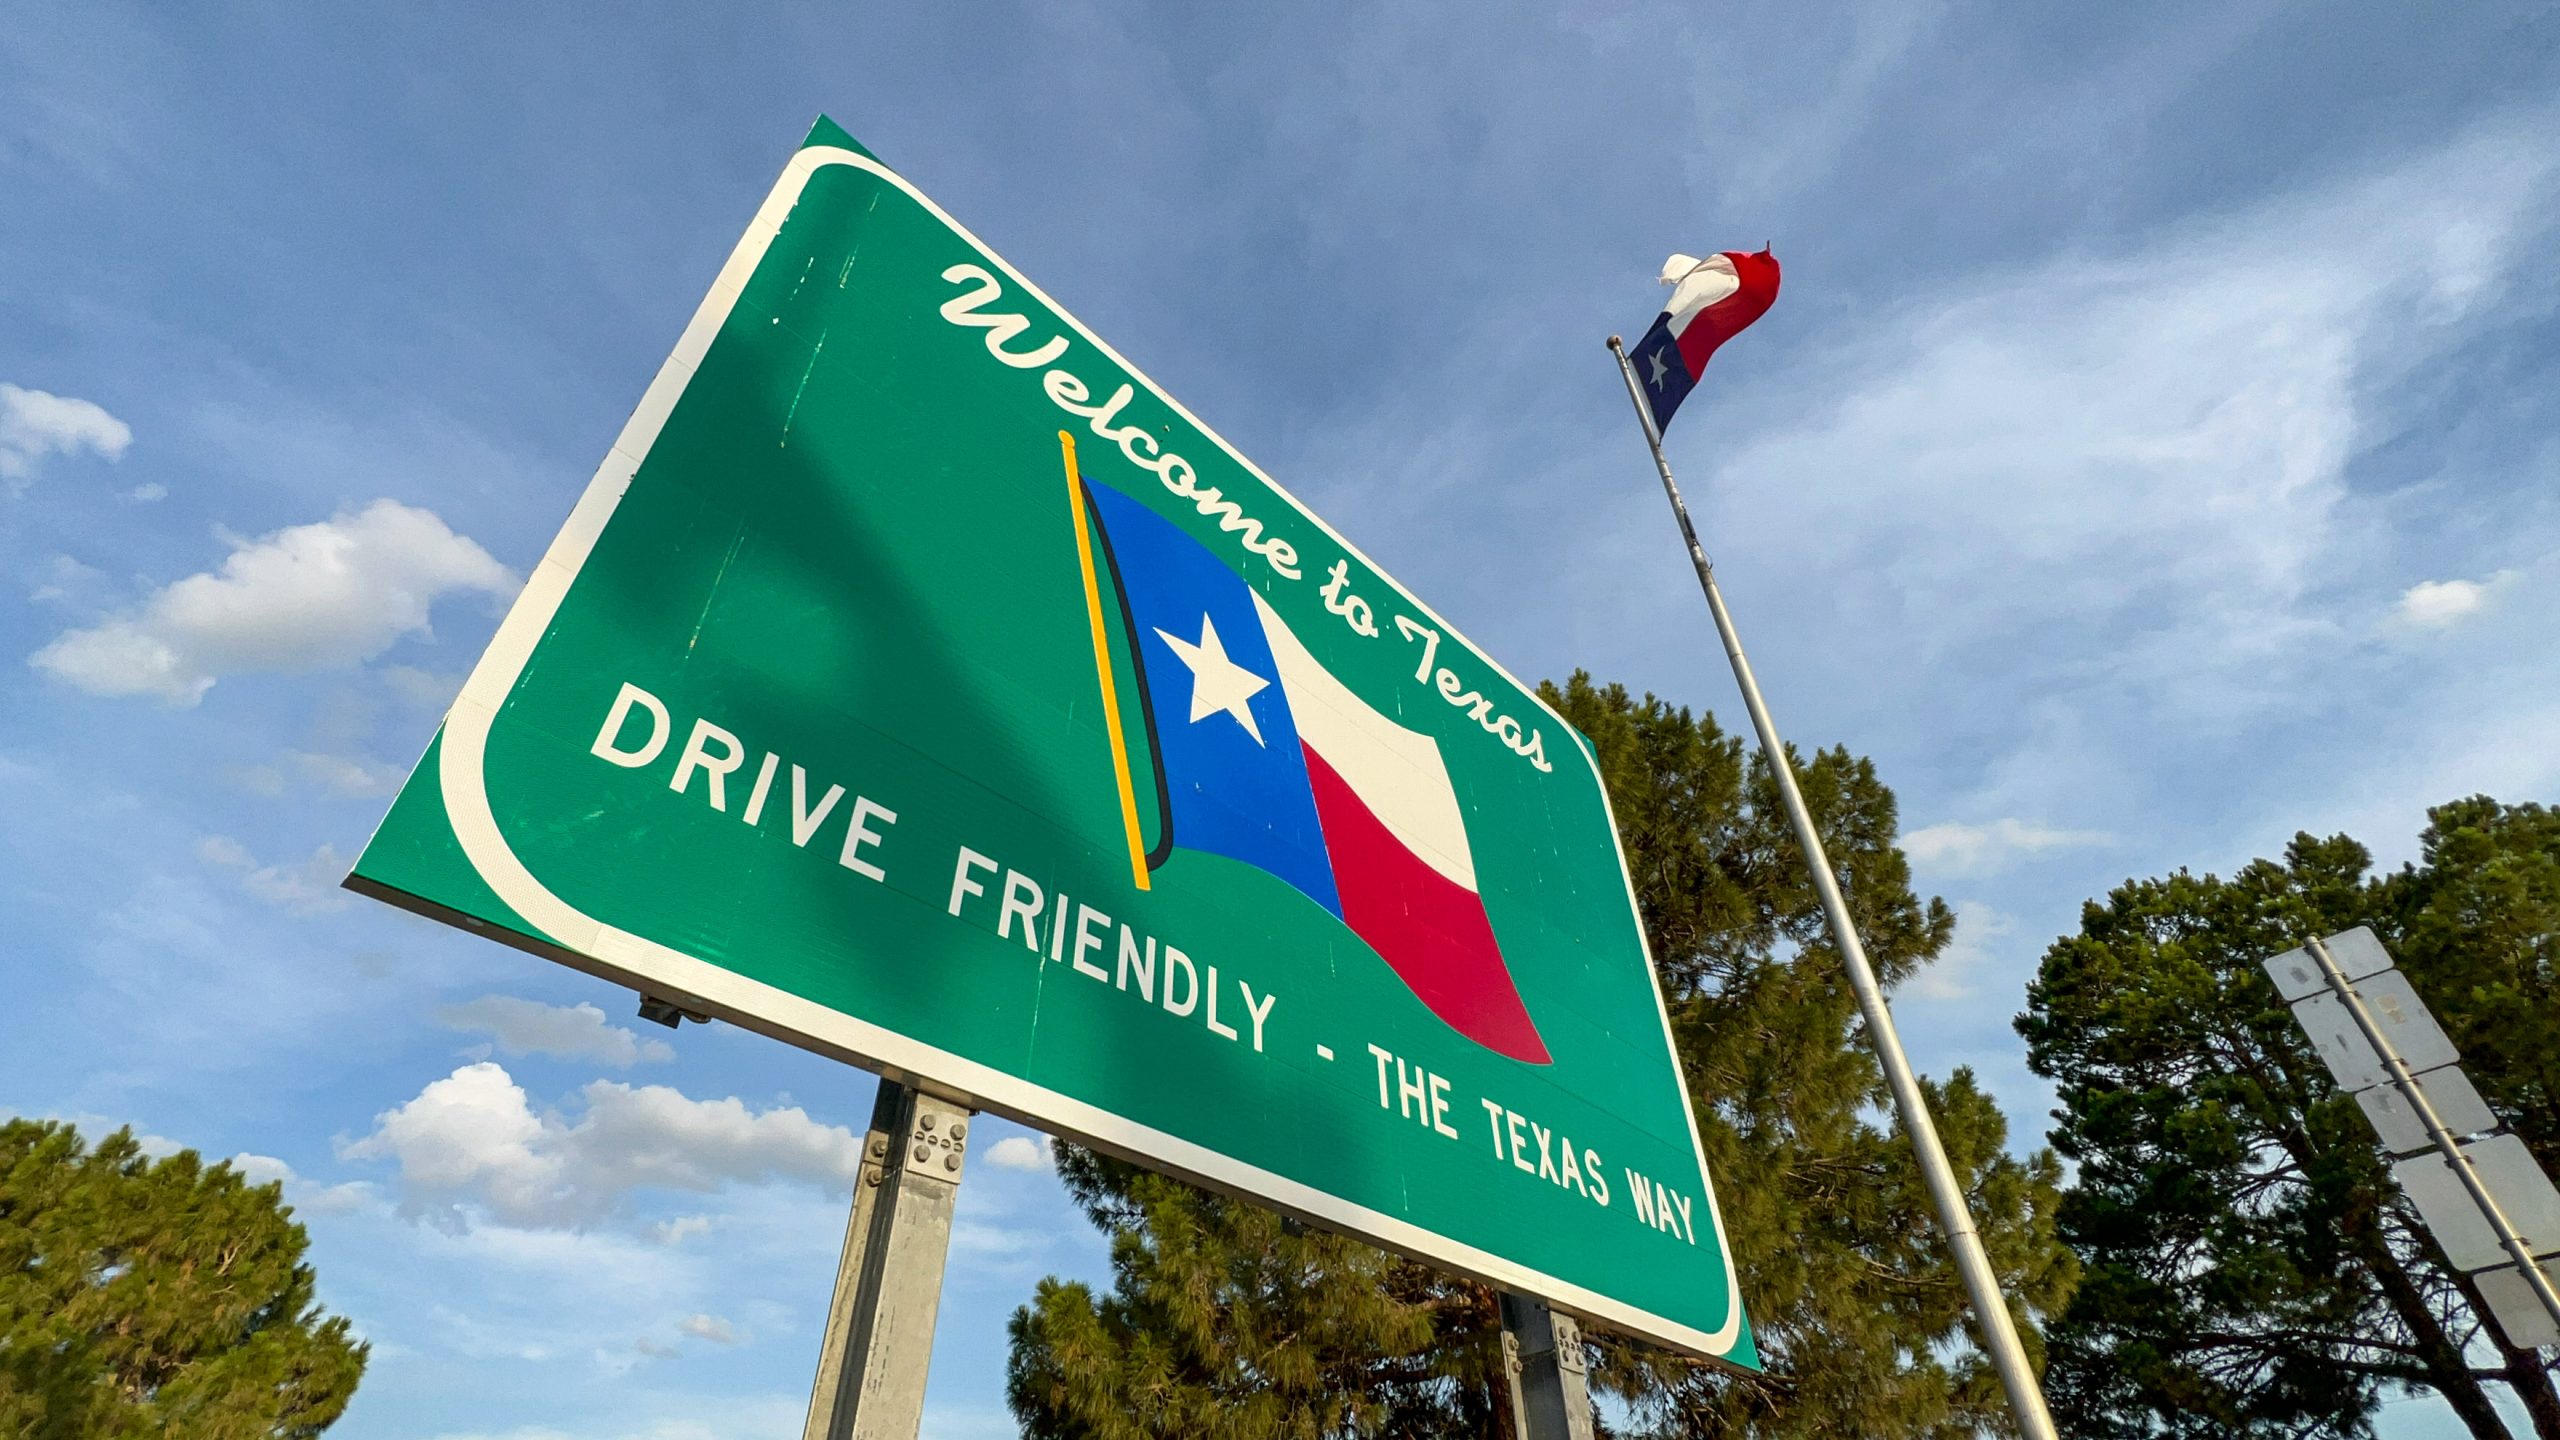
(2018, 798), (2560, 1440)
(2385, 798), (2560, 1174)
(0, 1119), (366, 1439)
(1007, 672), (2075, 1438)
(1553, 675), (2073, 1440)
(1006, 1147), (1485, 1439)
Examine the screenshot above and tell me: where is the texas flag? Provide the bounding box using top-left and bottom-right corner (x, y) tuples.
(1081, 482), (1550, 1065)
(1626, 249), (1780, 432)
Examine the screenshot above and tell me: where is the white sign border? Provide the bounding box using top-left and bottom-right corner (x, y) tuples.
(364, 139), (1750, 1364)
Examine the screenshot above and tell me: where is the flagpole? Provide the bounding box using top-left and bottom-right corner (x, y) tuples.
(1607, 336), (2059, 1440)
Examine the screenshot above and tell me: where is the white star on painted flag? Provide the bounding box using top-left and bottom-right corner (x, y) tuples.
(1154, 613), (1269, 745)
(1646, 346), (1673, 389)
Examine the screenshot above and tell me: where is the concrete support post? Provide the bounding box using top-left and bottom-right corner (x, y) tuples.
(802, 1077), (973, 1440)
(1501, 1292), (1597, 1440)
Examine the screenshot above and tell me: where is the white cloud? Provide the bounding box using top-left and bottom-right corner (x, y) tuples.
(340, 1062), (863, 1229)
(196, 835), (353, 915)
(229, 1152), (376, 1215)
(1902, 818), (2112, 876)
(223, 764), (290, 797)
(29, 498), (516, 706)
(289, 749), (405, 797)
(416, 1404), (807, 1440)
(231, 1151), (295, 1186)
(676, 1313), (740, 1345)
(357, 1213), (708, 1374)
(0, 382), (131, 489)
(380, 663), (466, 712)
(647, 1215), (714, 1246)
(341, 1065), (559, 1226)
(220, 748), (408, 800)
(1683, 2), (1942, 213)
(950, 1219), (1045, 1258)
(40, 1117), (191, 1159)
(630, 1337), (679, 1360)
(921, 1401), (1035, 1440)
(439, 995), (674, 1068)
(124, 481), (167, 504)
(1708, 120), (2559, 763)
(25, 554), (104, 604)
(1901, 899), (2015, 1002)
(2394, 571), (2516, 629)
(981, 1135), (1053, 1172)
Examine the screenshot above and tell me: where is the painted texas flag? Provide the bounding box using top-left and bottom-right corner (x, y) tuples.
(1082, 481), (1550, 1065)
(1626, 249), (1781, 433)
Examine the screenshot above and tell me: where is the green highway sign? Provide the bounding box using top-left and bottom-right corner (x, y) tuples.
(349, 117), (1756, 1365)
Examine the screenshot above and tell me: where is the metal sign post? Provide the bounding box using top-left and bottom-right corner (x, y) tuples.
(1501, 1292), (1598, 1440)
(2297, 933), (2560, 1341)
(802, 1078), (975, 1440)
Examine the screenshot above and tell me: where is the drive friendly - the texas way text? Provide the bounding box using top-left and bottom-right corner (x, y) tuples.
(585, 680), (1708, 1249)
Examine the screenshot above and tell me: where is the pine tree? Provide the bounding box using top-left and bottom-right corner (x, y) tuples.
(2017, 798), (2560, 1439)
(1006, 1146), (1486, 1440)
(2385, 799), (2559, 1170)
(0, 1119), (368, 1438)
(1007, 673), (2076, 1438)
(1557, 675), (2073, 1439)
(2386, 798), (2560, 1439)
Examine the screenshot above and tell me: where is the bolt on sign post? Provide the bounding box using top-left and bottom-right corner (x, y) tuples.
(346, 118), (1759, 1371)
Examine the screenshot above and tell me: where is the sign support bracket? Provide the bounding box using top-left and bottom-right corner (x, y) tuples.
(802, 1077), (975, 1440)
(1501, 1292), (1598, 1440)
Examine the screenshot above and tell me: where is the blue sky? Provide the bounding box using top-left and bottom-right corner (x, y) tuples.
(4, 3), (2555, 1436)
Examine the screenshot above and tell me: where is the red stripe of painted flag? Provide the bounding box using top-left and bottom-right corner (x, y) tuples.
(1302, 745), (1550, 1065)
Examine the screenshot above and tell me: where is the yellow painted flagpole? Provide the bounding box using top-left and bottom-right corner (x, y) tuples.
(1061, 432), (1152, 891)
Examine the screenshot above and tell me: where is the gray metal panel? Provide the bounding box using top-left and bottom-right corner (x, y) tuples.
(2473, 1134), (2560, 1255)
(2262, 926), (2394, 1001)
(2322, 926), (2396, 983)
(2353, 969), (2459, 1071)
(2263, 948), (2327, 1002)
(2290, 970), (2458, 1092)
(2394, 1134), (2560, 1272)
(2290, 992), (2388, 1091)
(2474, 1262), (2560, 1350)
(2356, 1066), (2497, 1155)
